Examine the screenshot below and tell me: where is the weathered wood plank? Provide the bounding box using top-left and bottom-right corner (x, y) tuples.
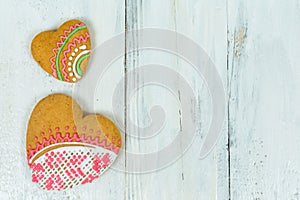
(228, 0), (300, 198)
(125, 0), (229, 199)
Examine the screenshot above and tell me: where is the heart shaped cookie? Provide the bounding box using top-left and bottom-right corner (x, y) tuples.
(31, 20), (91, 83)
(26, 94), (121, 190)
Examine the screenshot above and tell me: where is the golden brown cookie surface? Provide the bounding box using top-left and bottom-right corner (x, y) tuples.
(26, 94), (121, 190)
(31, 20), (91, 83)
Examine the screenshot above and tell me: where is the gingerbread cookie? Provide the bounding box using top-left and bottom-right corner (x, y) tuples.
(31, 20), (91, 83)
(26, 94), (121, 190)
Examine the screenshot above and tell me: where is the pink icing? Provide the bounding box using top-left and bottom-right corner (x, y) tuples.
(32, 174), (38, 183)
(45, 177), (54, 190)
(92, 155), (101, 173)
(101, 153), (111, 168)
(77, 168), (85, 176)
(31, 163), (45, 172)
(31, 149), (113, 190)
(92, 153), (110, 173)
(81, 174), (99, 185)
(61, 32), (90, 81)
(27, 130), (120, 162)
(49, 23), (85, 79)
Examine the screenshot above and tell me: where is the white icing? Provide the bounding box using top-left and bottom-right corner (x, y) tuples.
(72, 50), (90, 79)
(79, 45), (87, 50)
(29, 142), (117, 164)
(31, 145), (117, 190)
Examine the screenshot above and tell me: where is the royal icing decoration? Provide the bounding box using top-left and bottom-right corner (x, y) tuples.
(31, 20), (91, 83)
(26, 94), (122, 190)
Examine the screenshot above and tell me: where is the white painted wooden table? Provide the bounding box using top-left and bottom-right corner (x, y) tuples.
(0, 0), (299, 199)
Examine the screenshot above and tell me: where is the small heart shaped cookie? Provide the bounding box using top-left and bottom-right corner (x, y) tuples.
(31, 20), (91, 83)
(26, 94), (122, 190)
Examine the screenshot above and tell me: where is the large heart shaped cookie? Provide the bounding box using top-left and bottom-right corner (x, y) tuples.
(26, 94), (121, 190)
(31, 20), (91, 83)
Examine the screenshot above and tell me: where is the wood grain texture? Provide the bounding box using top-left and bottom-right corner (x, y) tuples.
(228, 0), (300, 199)
(1, 0), (299, 199)
(124, 0), (228, 199)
